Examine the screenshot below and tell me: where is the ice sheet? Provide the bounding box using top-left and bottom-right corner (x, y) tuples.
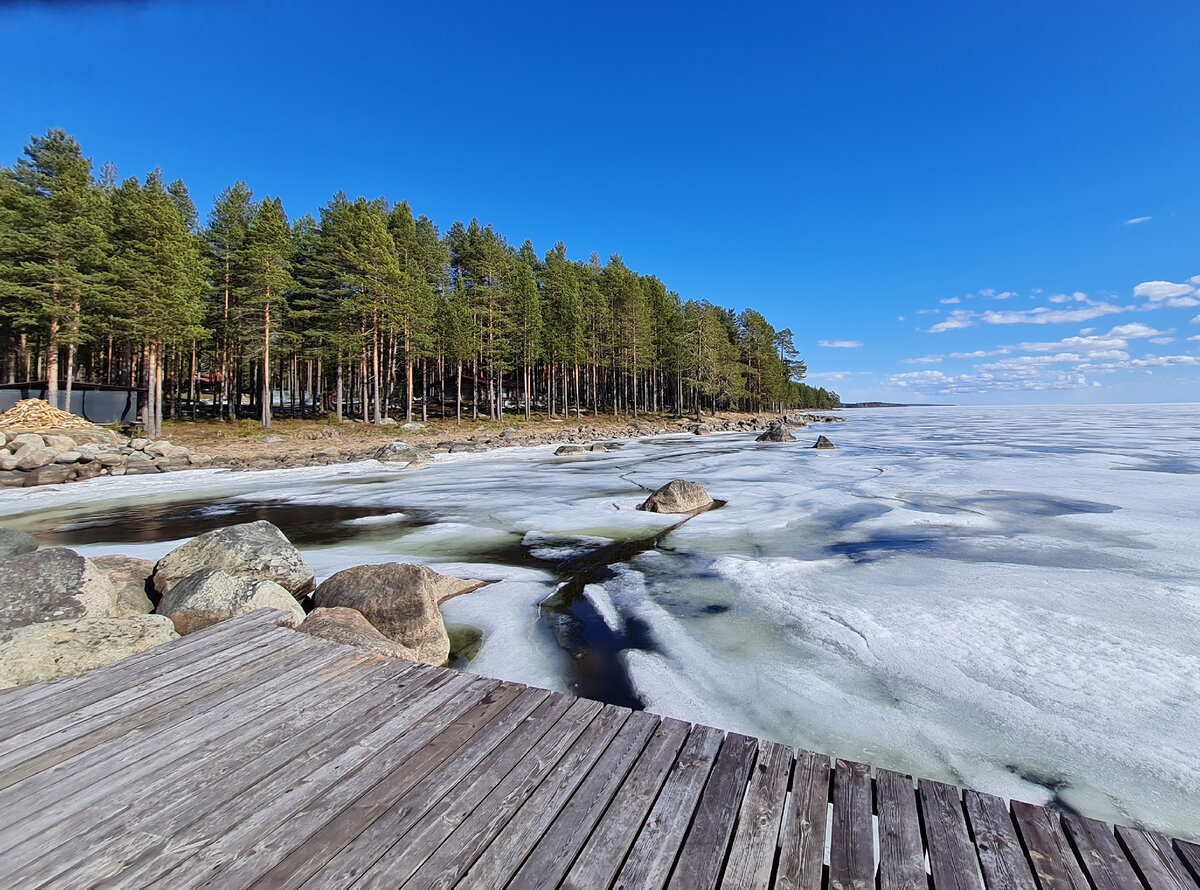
(4, 404), (1199, 839)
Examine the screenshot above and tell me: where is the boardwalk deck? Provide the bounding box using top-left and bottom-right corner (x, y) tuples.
(0, 609), (1196, 890)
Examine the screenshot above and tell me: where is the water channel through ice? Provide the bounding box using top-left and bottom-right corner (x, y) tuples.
(3, 404), (1199, 840)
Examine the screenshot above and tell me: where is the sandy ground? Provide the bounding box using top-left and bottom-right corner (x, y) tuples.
(159, 410), (783, 464)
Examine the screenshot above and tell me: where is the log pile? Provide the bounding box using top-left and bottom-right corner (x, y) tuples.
(0, 399), (97, 431)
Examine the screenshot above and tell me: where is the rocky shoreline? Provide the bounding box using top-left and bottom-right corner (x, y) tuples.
(0, 475), (722, 689)
(0, 519), (490, 689)
(0, 410), (843, 488)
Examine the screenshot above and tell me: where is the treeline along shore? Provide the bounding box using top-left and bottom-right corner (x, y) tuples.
(0, 129), (840, 439)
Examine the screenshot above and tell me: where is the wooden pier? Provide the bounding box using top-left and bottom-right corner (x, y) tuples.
(0, 609), (1195, 889)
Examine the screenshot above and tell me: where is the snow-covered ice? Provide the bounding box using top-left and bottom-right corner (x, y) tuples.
(3, 404), (1199, 839)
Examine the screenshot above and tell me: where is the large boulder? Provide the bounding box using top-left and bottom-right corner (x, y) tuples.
(15, 446), (59, 471)
(155, 569), (305, 635)
(152, 520), (315, 600)
(0, 616), (178, 690)
(297, 607), (419, 660)
(555, 444), (587, 455)
(638, 479), (715, 514)
(313, 563), (485, 665)
(756, 423), (796, 443)
(23, 464), (72, 486)
(374, 441), (429, 468)
(0, 528), (37, 561)
(0, 548), (118, 632)
(90, 555), (156, 616)
(812, 435), (837, 449)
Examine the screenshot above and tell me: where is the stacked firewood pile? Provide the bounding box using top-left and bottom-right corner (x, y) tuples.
(0, 399), (96, 431)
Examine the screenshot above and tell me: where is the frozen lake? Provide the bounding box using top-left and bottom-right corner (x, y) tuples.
(3, 404), (1199, 840)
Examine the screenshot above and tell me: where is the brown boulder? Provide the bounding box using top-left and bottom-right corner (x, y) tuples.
(312, 563), (484, 665)
(298, 607), (419, 660)
(638, 479), (715, 514)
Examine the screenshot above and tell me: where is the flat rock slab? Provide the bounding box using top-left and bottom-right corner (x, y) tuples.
(0, 615), (179, 689)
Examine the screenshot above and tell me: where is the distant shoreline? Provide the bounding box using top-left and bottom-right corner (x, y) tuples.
(841, 402), (953, 408)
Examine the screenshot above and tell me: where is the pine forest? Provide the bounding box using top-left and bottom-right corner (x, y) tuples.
(0, 129), (840, 438)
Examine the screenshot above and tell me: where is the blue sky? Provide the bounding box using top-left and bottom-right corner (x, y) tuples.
(2, 0), (1199, 404)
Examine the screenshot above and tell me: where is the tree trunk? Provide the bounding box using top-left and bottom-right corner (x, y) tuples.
(261, 299), (272, 429)
(46, 316), (60, 410)
(336, 357), (344, 421)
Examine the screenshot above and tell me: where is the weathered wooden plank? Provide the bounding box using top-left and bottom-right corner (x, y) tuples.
(0, 630), (321, 788)
(0, 642), (360, 861)
(830, 759), (873, 890)
(21, 666), (465, 887)
(388, 705), (624, 890)
(876, 769), (925, 890)
(510, 710), (662, 889)
(609, 723), (725, 890)
(1116, 826), (1198, 890)
(561, 717), (691, 890)
(0, 637), (353, 813)
(165, 684), (556, 889)
(1062, 812), (1147, 890)
(336, 691), (586, 888)
(0, 611), (282, 732)
(1175, 840), (1200, 885)
(666, 732), (757, 890)
(35, 663), (463, 890)
(240, 676), (518, 890)
(453, 704), (640, 888)
(920, 778), (984, 890)
(1010, 800), (1090, 890)
(3, 657), (428, 889)
(962, 790), (1037, 890)
(720, 739), (793, 889)
(776, 749), (831, 890)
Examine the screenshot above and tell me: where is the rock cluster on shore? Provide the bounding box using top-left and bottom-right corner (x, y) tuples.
(0, 398), (845, 488)
(0, 427), (213, 488)
(0, 519), (489, 689)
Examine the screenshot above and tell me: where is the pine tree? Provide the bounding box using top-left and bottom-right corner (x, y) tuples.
(236, 197), (296, 429)
(510, 255), (542, 420)
(108, 170), (206, 437)
(0, 129), (108, 408)
(203, 181), (254, 418)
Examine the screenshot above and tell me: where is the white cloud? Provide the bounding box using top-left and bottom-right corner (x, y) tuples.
(949, 349), (1005, 359)
(897, 315), (906, 322)
(940, 297), (961, 304)
(1048, 291), (1088, 304)
(981, 302), (1131, 326)
(1133, 280), (1196, 300)
(1150, 336), (1176, 345)
(1188, 335), (1200, 341)
(1193, 314), (1200, 324)
(901, 355), (944, 365)
(1124, 216), (1152, 225)
(817, 339), (863, 349)
(927, 312), (974, 333)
